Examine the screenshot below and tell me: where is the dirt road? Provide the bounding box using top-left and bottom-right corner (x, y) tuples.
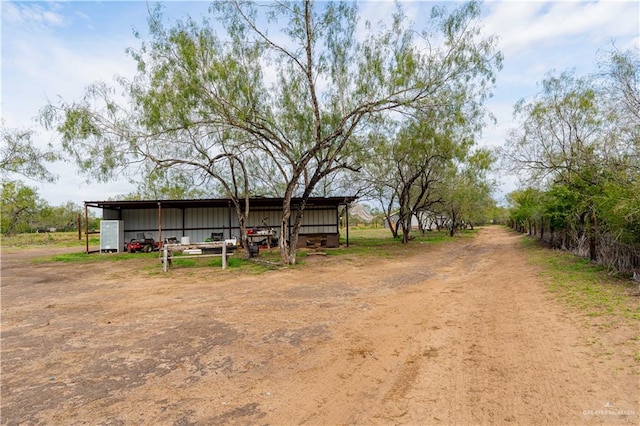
(1, 227), (638, 424)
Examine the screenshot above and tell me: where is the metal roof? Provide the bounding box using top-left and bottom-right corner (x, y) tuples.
(85, 196), (357, 210)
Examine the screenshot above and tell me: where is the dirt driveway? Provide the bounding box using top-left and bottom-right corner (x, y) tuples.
(1, 227), (638, 425)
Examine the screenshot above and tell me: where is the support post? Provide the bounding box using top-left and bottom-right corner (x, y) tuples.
(157, 202), (162, 245)
(228, 201), (232, 239)
(346, 203), (350, 247)
(222, 243), (227, 270)
(163, 245), (168, 273)
(85, 203), (89, 254)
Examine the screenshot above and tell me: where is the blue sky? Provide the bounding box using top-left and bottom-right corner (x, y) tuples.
(2, 0), (639, 206)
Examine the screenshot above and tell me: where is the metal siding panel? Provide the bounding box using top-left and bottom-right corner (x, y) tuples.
(267, 209), (280, 226)
(247, 208), (279, 228)
(214, 207), (225, 229)
(186, 208), (198, 228)
(229, 206), (239, 227)
(247, 209), (261, 227)
(102, 209), (119, 220)
(190, 230), (205, 243)
(184, 208), (194, 231)
(179, 207), (236, 241)
(181, 214), (193, 240)
(121, 209), (163, 242)
(299, 207), (337, 235)
(162, 208), (181, 230)
(121, 210), (135, 230)
(104, 199), (345, 243)
(203, 208), (212, 228)
(188, 208), (205, 229)
(142, 209), (156, 229)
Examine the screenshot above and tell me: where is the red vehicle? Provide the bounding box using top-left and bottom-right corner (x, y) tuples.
(125, 232), (160, 253)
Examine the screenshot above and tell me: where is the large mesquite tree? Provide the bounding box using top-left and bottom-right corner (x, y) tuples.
(42, 0), (502, 264)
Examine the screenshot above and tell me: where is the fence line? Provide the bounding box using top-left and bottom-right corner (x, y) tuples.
(510, 221), (639, 274)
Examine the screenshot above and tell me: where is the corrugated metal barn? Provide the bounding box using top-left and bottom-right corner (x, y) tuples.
(85, 197), (356, 252)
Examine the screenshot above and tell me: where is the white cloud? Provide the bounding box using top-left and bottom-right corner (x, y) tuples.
(482, 0), (639, 57)
(3, 1), (138, 115)
(33, 162), (136, 205)
(2, 0), (639, 205)
(477, 0), (639, 198)
(2, 1), (140, 204)
(2, 1), (68, 29)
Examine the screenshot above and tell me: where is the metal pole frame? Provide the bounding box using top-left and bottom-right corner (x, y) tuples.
(157, 202), (162, 245)
(84, 203), (89, 254)
(345, 203), (350, 247)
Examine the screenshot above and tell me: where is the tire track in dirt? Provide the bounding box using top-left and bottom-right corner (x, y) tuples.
(260, 227), (638, 425)
(390, 228), (638, 425)
(2, 227), (638, 425)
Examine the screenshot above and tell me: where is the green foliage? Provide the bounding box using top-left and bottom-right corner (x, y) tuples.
(360, 0), (502, 242)
(1, 180), (43, 235)
(207, 257), (243, 268)
(504, 48), (640, 271)
(49, 251), (154, 263)
(1, 181), (97, 236)
(0, 121), (59, 183)
(170, 258), (198, 268)
(333, 227), (471, 257)
(542, 185), (577, 231)
(35, 201), (88, 232)
(41, 0), (502, 265)
(507, 187), (544, 232)
(120, 167), (209, 200)
(433, 148), (497, 237)
(10, 227), (476, 281)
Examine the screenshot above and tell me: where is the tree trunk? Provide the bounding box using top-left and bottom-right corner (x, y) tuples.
(399, 209), (411, 244)
(401, 220), (410, 244)
(589, 210), (597, 262)
(279, 198), (308, 265)
(228, 199), (251, 259)
(239, 219), (250, 259)
(417, 214), (426, 236)
(279, 202), (293, 265)
(385, 216), (398, 239)
(449, 210), (457, 237)
(288, 214), (303, 266)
